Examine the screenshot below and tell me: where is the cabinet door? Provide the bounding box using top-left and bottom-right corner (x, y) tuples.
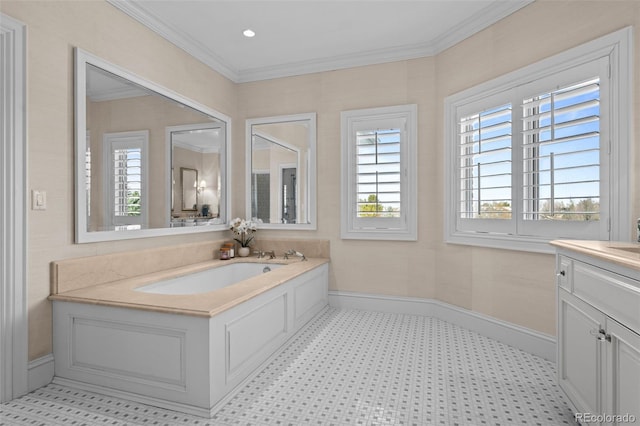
(606, 318), (640, 422)
(558, 288), (607, 415)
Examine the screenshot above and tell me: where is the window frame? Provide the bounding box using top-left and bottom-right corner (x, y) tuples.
(341, 104), (418, 241)
(444, 27), (632, 253)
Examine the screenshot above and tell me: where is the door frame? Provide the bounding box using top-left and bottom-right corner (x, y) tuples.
(0, 13), (28, 402)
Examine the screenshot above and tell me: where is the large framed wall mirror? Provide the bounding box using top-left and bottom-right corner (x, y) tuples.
(245, 113), (317, 230)
(74, 48), (231, 243)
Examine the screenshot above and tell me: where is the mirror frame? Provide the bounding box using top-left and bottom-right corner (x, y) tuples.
(245, 113), (317, 230)
(74, 48), (232, 243)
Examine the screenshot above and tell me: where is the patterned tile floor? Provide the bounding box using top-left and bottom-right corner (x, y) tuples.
(1, 307), (575, 425)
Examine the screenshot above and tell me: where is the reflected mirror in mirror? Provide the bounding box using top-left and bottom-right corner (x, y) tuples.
(75, 48), (231, 242)
(245, 113), (316, 230)
(169, 123), (224, 223)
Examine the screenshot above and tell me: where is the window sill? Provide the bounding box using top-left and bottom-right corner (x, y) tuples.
(445, 231), (561, 254)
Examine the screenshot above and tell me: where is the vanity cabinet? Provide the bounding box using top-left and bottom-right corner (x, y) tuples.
(556, 250), (640, 425)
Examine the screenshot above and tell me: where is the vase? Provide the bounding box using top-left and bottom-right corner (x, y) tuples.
(238, 246), (251, 257)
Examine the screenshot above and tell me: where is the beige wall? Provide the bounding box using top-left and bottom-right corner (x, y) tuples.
(2, 0), (639, 362)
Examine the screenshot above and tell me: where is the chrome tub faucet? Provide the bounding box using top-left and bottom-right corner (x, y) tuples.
(254, 249), (276, 259)
(284, 249), (307, 261)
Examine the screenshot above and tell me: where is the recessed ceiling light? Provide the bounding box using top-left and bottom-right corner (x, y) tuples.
(243, 29), (256, 38)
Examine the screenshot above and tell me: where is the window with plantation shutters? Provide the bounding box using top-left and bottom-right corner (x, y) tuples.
(341, 105), (417, 241)
(522, 80), (601, 223)
(103, 130), (148, 230)
(517, 59), (608, 239)
(356, 128), (402, 219)
(457, 103), (513, 234)
(113, 146), (141, 218)
(445, 28), (631, 252)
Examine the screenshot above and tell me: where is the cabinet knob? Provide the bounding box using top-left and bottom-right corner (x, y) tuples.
(589, 328), (611, 342)
(556, 270), (566, 277)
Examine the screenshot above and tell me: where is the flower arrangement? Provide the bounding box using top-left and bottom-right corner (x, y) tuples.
(230, 217), (258, 247)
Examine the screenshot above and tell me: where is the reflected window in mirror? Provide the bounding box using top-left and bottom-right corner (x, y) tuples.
(103, 130), (148, 230)
(75, 48), (231, 243)
(245, 113), (317, 230)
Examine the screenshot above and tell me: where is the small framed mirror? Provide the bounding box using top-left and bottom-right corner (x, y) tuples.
(245, 113), (317, 230)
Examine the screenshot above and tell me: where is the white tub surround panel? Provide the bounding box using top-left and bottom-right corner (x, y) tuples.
(50, 240), (329, 417)
(51, 260), (329, 417)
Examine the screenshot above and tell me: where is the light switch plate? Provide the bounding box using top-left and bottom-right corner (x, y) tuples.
(32, 190), (46, 210)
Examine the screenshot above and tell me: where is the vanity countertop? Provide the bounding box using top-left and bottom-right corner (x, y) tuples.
(48, 257), (329, 318)
(550, 240), (640, 273)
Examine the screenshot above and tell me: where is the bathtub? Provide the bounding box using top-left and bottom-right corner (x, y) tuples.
(50, 258), (329, 418)
(136, 262), (283, 295)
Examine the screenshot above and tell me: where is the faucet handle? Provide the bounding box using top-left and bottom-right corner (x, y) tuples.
(283, 248), (306, 260)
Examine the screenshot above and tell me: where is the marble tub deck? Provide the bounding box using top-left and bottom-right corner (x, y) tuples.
(49, 256), (329, 318)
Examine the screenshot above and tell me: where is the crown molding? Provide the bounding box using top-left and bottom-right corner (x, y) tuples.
(107, 0), (533, 84)
(236, 40), (437, 83)
(107, 0), (239, 81)
(430, 0), (534, 54)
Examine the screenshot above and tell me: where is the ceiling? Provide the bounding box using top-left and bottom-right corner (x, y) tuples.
(108, 0), (533, 83)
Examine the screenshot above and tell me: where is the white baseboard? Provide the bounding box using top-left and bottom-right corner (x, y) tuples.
(52, 377), (211, 417)
(328, 291), (556, 362)
(28, 353), (54, 392)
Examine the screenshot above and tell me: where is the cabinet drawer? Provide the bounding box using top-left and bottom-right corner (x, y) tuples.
(573, 263), (640, 333)
(557, 256), (572, 291)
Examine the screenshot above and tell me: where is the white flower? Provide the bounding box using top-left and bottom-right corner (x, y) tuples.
(229, 217), (258, 247)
